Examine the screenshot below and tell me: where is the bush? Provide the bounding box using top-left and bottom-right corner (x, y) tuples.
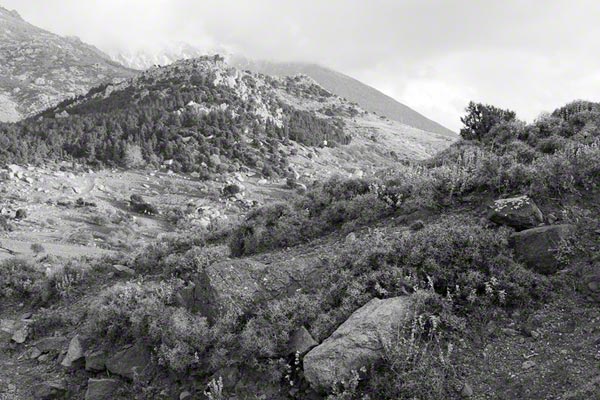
(0, 259), (44, 300)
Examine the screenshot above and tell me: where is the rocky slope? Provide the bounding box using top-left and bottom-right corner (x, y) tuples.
(110, 44), (455, 138)
(231, 57), (457, 138)
(0, 6), (135, 122)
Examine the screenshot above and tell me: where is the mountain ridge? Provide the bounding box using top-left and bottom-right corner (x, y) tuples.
(0, 5), (136, 122)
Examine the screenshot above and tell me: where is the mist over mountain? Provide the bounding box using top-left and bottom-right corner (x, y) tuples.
(0, 6), (135, 122)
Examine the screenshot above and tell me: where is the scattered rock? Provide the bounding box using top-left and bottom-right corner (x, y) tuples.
(179, 391), (192, 400)
(111, 264), (135, 277)
(582, 272), (600, 302)
(11, 324), (29, 344)
(106, 343), (151, 380)
(488, 195), (543, 231)
(460, 382), (474, 398)
(85, 350), (107, 372)
(522, 360), (537, 370)
(85, 378), (120, 400)
(344, 232), (357, 244)
(29, 346), (42, 359)
(287, 326), (318, 355)
(15, 208), (27, 220)
(32, 379), (67, 399)
(303, 296), (413, 392)
(33, 336), (68, 353)
(509, 224), (574, 274)
(61, 335), (85, 367)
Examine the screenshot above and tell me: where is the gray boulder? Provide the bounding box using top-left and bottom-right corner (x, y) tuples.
(85, 379), (120, 400)
(32, 379), (67, 399)
(509, 224), (574, 274)
(85, 350), (107, 372)
(488, 195), (543, 231)
(106, 343), (151, 380)
(61, 335), (85, 367)
(188, 258), (323, 323)
(303, 296), (413, 392)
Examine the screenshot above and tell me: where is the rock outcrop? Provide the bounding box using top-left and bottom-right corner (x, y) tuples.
(509, 224), (574, 274)
(488, 195), (543, 231)
(303, 296), (413, 392)
(181, 258), (324, 323)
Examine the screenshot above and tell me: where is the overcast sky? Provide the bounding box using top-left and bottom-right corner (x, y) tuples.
(4, 0), (600, 131)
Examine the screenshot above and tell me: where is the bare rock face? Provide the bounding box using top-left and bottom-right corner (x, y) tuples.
(509, 224), (574, 274)
(303, 296), (413, 393)
(488, 196), (544, 231)
(186, 258), (323, 323)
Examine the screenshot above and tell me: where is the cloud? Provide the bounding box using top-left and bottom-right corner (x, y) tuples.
(3, 0), (600, 131)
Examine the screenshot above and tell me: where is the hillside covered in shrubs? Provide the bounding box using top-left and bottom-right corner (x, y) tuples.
(0, 99), (599, 399)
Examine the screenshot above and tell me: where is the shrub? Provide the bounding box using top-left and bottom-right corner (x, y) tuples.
(0, 259), (44, 300)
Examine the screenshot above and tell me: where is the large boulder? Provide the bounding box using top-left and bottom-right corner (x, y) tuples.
(303, 296), (413, 393)
(185, 258), (323, 323)
(105, 343), (151, 380)
(509, 224), (574, 274)
(85, 379), (121, 400)
(488, 195), (543, 231)
(61, 335), (86, 367)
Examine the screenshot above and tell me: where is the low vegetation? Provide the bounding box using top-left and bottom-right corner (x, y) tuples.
(1, 99), (599, 399)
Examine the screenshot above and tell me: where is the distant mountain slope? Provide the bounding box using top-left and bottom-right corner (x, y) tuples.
(231, 57), (456, 138)
(109, 45), (455, 138)
(0, 6), (136, 122)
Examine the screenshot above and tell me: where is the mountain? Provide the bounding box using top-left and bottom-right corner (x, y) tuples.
(0, 55), (454, 178)
(110, 45), (455, 138)
(0, 6), (135, 122)
(231, 57), (456, 138)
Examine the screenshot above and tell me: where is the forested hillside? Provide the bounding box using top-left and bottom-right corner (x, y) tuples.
(0, 56), (351, 178)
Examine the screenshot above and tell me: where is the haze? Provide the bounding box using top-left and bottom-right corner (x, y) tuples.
(4, 0), (600, 131)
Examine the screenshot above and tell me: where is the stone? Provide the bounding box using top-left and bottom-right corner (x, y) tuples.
(32, 379), (67, 399)
(488, 196), (543, 231)
(85, 378), (120, 400)
(303, 296), (413, 392)
(344, 232), (357, 244)
(111, 264), (135, 277)
(509, 224), (574, 274)
(179, 391), (192, 400)
(61, 335), (85, 367)
(11, 325), (29, 344)
(461, 382), (474, 398)
(287, 326), (318, 355)
(522, 360), (537, 370)
(190, 258), (324, 323)
(582, 272), (600, 302)
(33, 336), (68, 353)
(106, 343), (151, 380)
(85, 350), (107, 372)
(30, 347), (42, 359)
